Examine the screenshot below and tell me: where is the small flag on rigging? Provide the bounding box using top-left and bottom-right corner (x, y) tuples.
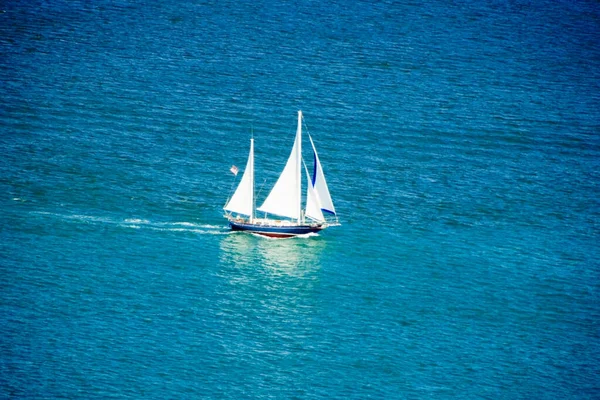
(230, 165), (239, 176)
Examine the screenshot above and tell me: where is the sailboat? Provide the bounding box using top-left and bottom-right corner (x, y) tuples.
(223, 110), (339, 238)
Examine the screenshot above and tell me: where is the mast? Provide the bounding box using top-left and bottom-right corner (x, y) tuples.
(296, 110), (302, 223)
(249, 137), (254, 223)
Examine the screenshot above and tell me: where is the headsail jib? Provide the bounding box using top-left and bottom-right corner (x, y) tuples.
(308, 133), (336, 216)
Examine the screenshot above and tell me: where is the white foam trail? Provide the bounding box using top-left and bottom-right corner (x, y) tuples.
(31, 211), (53, 216)
(124, 225), (141, 229)
(70, 215), (115, 224)
(169, 222), (197, 227)
(30, 211), (228, 234)
(146, 226), (229, 235)
(296, 232), (320, 239)
(192, 229), (232, 235)
(123, 218), (150, 224)
(36, 213), (115, 224)
(160, 222), (223, 229)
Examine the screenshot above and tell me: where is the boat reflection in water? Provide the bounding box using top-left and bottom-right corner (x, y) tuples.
(214, 233), (327, 365)
(218, 232), (326, 278)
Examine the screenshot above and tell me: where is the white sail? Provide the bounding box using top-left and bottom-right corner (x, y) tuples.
(257, 111), (303, 220)
(224, 138), (254, 220)
(308, 134), (336, 215)
(304, 162), (325, 222)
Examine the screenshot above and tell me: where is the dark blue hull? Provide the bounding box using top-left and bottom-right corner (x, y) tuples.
(229, 220), (325, 238)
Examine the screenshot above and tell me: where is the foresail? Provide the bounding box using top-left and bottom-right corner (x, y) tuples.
(257, 111), (303, 220)
(308, 134), (336, 215)
(224, 139), (254, 218)
(304, 163), (325, 222)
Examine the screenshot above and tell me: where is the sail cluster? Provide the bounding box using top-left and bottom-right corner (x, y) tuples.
(224, 111), (336, 223)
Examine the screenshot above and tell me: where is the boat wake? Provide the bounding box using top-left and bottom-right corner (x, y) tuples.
(30, 211), (230, 235)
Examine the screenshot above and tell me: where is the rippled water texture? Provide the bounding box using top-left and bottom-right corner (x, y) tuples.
(1, 0), (599, 398)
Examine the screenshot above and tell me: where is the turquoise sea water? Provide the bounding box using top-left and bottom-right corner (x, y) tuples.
(2, 0), (599, 398)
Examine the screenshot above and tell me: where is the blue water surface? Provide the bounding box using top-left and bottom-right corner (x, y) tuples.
(1, 0), (599, 398)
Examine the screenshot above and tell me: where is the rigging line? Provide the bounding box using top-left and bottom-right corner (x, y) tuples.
(255, 178), (267, 204)
(302, 116), (311, 138)
(301, 156), (311, 182)
(224, 175), (238, 206)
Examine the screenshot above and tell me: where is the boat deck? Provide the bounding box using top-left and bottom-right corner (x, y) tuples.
(227, 217), (325, 238)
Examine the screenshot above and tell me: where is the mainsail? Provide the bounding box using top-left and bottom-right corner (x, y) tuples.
(257, 111), (303, 220)
(223, 138), (254, 220)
